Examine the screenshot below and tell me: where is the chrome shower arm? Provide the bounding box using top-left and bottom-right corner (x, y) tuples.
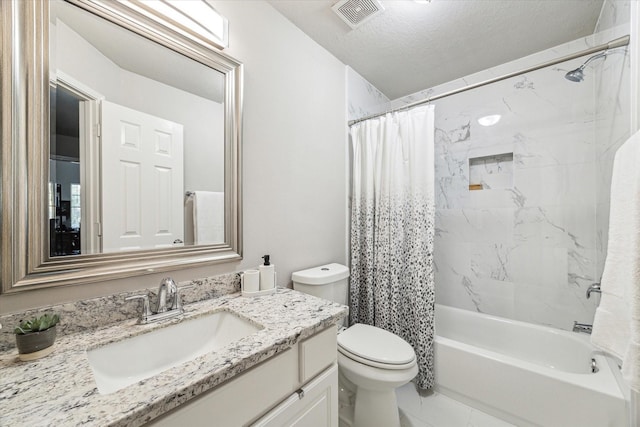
(580, 51), (608, 69)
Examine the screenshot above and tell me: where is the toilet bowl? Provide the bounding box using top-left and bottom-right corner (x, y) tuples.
(292, 264), (418, 427)
(337, 323), (418, 427)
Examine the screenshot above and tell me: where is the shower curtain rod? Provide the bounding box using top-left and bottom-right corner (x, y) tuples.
(348, 35), (630, 126)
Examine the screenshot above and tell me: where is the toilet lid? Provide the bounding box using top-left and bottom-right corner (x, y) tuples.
(337, 324), (416, 366)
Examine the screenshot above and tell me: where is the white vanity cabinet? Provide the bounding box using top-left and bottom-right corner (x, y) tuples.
(147, 326), (338, 427)
(252, 364), (337, 427)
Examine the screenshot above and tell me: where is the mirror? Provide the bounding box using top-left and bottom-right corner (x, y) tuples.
(1, 0), (242, 292)
(50, 0), (226, 256)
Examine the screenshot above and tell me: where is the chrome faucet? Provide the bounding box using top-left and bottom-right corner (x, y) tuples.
(573, 283), (602, 334)
(156, 277), (178, 313)
(586, 283), (601, 299)
(573, 321), (593, 334)
(125, 278), (192, 324)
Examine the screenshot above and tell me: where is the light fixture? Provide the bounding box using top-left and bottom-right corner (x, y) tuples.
(131, 0), (229, 50)
(477, 114), (501, 127)
(414, 0), (431, 3)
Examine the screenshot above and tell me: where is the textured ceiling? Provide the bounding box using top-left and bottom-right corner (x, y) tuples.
(268, 0), (605, 100)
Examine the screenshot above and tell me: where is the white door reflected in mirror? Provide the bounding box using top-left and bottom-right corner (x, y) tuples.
(100, 101), (184, 252)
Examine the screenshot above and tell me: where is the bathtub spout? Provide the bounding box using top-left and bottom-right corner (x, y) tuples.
(573, 321), (593, 334)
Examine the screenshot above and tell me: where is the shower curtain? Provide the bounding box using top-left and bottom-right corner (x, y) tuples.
(349, 105), (435, 389)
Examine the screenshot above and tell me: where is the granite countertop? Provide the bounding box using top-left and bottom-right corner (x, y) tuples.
(0, 288), (347, 427)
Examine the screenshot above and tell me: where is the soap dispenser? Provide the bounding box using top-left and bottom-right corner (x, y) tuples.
(259, 255), (275, 290)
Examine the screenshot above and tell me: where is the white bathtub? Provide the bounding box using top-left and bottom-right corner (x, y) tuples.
(434, 304), (628, 427)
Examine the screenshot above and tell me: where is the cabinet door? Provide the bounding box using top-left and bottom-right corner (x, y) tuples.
(253, 364), (338, 427)
(147, 348), (299, 427)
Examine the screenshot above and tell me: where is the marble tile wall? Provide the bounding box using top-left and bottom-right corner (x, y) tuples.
(0, 273), (240, 351)
(387, 9), (631, 330)
(428, 71), (598, 329)
(593, 0), (632, 281)
(347, 66), (390, 122)
(596, 0), (631, 32)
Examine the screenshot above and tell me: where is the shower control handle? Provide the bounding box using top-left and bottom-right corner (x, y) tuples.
(586, 283), (601, 299)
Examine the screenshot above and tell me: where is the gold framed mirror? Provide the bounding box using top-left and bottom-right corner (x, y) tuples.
(0, 0), (243, 293)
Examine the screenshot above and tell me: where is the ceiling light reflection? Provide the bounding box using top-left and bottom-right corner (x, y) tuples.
(477, 114), (502, 127)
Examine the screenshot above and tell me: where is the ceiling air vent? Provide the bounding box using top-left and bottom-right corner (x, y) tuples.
(331, 0), (385, 30)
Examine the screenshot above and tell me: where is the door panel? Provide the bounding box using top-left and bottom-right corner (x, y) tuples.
(101, 101), (184, 252)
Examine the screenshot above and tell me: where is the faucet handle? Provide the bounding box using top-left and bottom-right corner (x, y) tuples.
(172, 284), (194, 311)
(125, 294), (153, 321)
(586, 283), (601, 299)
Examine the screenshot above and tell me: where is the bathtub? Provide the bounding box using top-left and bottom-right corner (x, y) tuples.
(434, 304), (628, 427)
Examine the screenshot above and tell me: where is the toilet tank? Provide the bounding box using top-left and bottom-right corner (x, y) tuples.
(291, 263), (349, 306)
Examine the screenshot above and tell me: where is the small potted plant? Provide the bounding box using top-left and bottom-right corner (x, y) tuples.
(14, 313), (60, 361)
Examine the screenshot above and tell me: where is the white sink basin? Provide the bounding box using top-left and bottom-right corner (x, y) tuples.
(87, 310), (262, 394)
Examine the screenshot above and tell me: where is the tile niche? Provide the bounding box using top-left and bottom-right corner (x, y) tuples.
(468, 152), (514, 191)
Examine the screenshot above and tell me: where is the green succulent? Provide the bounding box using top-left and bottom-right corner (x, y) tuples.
(14, 313), (60, 335)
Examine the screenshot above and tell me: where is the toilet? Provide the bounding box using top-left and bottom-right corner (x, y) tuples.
(292, 263), (418, 427)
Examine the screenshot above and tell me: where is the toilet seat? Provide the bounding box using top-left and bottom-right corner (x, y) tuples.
(337, 324), (416, 370)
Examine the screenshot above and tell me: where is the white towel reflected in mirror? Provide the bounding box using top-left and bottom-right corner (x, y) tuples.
(184, 191), (224, 245)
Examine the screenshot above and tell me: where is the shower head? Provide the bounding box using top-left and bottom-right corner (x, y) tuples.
(564, 66), (585, 82)
(564, 51), (609, 83)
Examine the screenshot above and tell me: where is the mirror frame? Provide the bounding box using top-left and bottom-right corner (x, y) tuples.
(0, 0), (243, 293)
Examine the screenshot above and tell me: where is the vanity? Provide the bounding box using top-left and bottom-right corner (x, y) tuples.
(0, 288), (347, 426)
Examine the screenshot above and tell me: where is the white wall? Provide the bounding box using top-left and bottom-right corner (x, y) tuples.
(0, 1), (347, 312)
(212, 0), (348, 279)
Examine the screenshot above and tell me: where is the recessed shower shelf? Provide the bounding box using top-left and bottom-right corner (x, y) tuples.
(468, 152), (513, 191)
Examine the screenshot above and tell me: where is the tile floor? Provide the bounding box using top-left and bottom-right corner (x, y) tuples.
(396, 383), (516, 427)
